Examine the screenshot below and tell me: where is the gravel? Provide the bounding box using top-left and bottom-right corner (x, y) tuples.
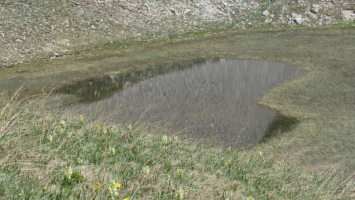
(0, 0), (352, 68)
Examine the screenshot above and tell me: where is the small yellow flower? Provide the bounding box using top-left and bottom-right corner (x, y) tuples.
(115, 183), (121, 189)
(227, 160), (232, 165)
(43, 187), (47, 191)
(47, 135), (53, 142)
(60, 120), (66, 127)
(77, 158), (83, 165)
(109, 147), (116, 156)
(143, 166), (150, 175)
(176, 187), (184, 200)
(109, 127), (114, 133)
(108, 180), (118, 197)
(79, 115), (84, 124)
(162, 135), (168, 143)
(176, 169), (184, 177)
(94, 182), (101, 191)
(127, 124), (132, 131)
(64, 166), (73, 179)
(123, 198), (130, 200)
(101, 127), (107, 134)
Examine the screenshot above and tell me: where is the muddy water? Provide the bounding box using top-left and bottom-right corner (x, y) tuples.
(59, 59), (300, 147)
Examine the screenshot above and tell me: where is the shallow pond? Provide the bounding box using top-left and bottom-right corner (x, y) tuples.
(59, 59), (301, 147)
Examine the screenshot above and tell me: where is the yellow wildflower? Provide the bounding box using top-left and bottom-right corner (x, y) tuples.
(94, 182), (100, 191)
(162, 135), (168, 143)
(109, 147), (116, 156)
(115, 183), (121, 189)
(176, 169), (184, 177)
(77, 158), (83, 165)
(79, 115), (84, 124)
(43, 187), (47, 191)
(176, 187), (184, 200)
(47, 135), (53, 142)
(108, 180), (118, 197)
(123, 198), (130, 200)
(143, 166), (150, 175)
(127, 124), (132, 131)
(227, 160), (232, 165)
(64, 166), (72, 180)
(60, 120), (66, 127)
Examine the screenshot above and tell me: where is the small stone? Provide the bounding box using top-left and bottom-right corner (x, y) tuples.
(262, 10), (269, 17)
(310, 4), (320, 14)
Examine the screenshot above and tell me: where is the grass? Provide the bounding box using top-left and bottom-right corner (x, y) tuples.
(0, 90), (354, 200)
(1, 26), (355, 199)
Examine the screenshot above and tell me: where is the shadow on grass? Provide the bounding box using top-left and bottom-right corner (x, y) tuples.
(260, 114), (299, 143)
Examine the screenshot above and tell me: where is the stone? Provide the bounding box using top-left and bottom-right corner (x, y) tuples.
(262, 10), (269, 17)
(292, 13), (304, 24)
(310, 4), (320, 14)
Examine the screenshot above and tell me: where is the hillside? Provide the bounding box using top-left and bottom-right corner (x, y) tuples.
(1, 0), (354, 68)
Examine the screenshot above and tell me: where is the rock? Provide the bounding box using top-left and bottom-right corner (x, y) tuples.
(310, 4), (319, 14)
(262, 10), (269, 17)
(292, 13), (304, 24)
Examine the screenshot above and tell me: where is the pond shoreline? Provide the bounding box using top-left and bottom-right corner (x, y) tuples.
(1, 27), (355, 173)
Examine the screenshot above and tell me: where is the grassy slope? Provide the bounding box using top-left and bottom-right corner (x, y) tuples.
(1, 27), (355, 199)
(0, 93), (352, 200)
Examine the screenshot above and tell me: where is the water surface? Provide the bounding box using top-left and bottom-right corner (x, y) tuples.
(59, 59), (300, 147)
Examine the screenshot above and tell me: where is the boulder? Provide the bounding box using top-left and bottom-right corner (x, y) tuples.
(292, 13), (304, 24)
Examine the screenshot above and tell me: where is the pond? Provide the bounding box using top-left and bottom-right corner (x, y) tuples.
(58, 59), (301, 147)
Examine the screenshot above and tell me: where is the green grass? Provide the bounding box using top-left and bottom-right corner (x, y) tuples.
(0, 90), (354, 200)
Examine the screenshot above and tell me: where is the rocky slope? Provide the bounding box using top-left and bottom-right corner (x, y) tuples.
(0, 0), (354, 68)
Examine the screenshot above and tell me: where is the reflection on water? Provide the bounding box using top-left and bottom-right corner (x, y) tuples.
(59, 59), (301, 147)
